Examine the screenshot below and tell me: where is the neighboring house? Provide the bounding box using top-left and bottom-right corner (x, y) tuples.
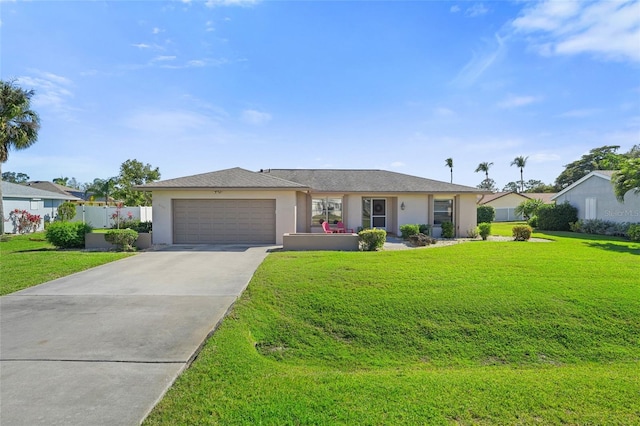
(2, 181), (81, 233)
(138, 167), (487, 245)
(552, 170), (640, 224)
(478, 192), (556, 222)
(25, 181), (109, 205)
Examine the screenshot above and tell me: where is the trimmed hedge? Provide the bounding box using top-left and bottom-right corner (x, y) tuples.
(477, 205), (496, 223)
(46, 222), (93, 248)
(513, 225), (533, 241)
(105, 229), (139, 251)
(400, 224), (420, 239)
(358, 228), (386, 251)
(537, 202), (578, 231)
(441, 221), (454, 238)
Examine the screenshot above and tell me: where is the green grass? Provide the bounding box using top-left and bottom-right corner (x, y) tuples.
(488, 221), (529, 237)
(0, 232), (134, 295)
(145, 232), (640, 425)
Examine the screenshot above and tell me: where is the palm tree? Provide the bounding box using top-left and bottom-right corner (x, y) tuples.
(1, 80), (41, 234)
(445, 158), (453, 183)
(510, 155), (528, 193)
(474, 161), (493, 180)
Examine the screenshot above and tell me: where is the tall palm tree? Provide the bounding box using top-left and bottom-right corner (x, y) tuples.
(1, 80), (41, 234)
(474, 161), (493, 180)
(445, 158), (453, 183)
(510, 155), (528, 192)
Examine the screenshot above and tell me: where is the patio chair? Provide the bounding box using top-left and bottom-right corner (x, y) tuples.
(336, 221), (354, 233)
(321, 221), (334, 233)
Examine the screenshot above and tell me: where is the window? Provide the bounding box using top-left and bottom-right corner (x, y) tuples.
(30, 199), (40, 210)
(312, 197), (342, 225)
(434, 199), (453, 225)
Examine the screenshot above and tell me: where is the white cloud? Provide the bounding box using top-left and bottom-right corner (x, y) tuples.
(558, 108), (602, 118)
(512, 0), (640, 63)
(466, 3), (488, 17)
(450, 5), (461, 13)
(205, 0), (259, 7)
(498, 95), (542, 109)
(433, 107), (455, 117)
(206, 21), (215, 32)
(152, 27), (163, 34)
(452, 33), (506, 87)
(132, 43), (151, 49)
(153, 55), (177, 62)
(242, 109), (272, 125)
(390, 161), (405, 168)
(17, 70), (76, 119)
(528, 152), (561, 163)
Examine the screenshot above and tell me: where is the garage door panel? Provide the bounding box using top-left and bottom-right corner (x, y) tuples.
(173, 199), (275, 244)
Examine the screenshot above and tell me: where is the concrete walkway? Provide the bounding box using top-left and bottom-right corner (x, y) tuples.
(0, 244), (273, 426)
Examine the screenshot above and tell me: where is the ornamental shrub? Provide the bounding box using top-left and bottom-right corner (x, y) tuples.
(8, 209), (41, 234)
(477, 205), (495, 223)
(467, 227), (480, 238)
(57, 202), (76, 222)
(627, 224), (640, 242)
(536, 202), (578, 231)
(513, 225), (533, 241)
(418, 224), (432, 235)
(400, 224), (420, 239)
(478, 222), (491, 240)
(528, 215), (538, 228)
(46, 222), (93, 248)
(358, 228), (386, 251)
(441, 221), (455, 238)
(105, 229), (139, 251)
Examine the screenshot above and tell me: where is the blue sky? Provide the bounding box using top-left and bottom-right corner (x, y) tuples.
(2, 0), (639, 189)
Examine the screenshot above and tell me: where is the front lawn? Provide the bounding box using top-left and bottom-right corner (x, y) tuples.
(144, 232), (640, 425)
(0, 232), (134, 295)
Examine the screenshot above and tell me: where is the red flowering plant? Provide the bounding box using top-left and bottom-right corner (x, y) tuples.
(110, 203), (136, 229)
(9, 209), (42, 234)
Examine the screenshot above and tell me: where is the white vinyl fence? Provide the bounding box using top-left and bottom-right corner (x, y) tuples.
(72, 206), (152, 229)
(494, 207), (525, 222)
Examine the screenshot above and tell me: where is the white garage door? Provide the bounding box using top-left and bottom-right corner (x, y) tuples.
(173, 199), (276, 244)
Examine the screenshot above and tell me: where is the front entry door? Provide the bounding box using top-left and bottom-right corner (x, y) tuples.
(371, 199), (386, 229)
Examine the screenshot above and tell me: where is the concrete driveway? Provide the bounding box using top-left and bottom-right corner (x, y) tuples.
(0, 244), (274, 426)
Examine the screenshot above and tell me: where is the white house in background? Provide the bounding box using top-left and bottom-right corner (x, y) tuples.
(2, 181), (81, 233)
(477, 192), (556, 222)
(552, 170), (640, 224)
(138, 167), (488, 245)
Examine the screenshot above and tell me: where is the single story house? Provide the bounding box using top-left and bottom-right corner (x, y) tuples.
(138, 167), (487, 245)
(552, 170), (640, 223)
(478, 192), (555, 221)
(25, 181), (110, 205)
(2, 181), (81, 233)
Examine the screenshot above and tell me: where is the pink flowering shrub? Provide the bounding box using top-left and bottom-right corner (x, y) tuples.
(8, 209), (42, 234)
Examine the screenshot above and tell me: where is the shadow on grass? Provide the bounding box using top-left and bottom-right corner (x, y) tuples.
(538, 231), (630, 242)
(583, 241), (640, 256)
(11, 248), (60, 253)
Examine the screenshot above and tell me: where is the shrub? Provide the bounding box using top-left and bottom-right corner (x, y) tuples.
(418, 224), (431, 235)
(105, 229), (139, 251)
(400, 224), (420, 239)
(627, 224), (640, 242)
(57, 202), (76, 222)
(8, 209), (41, 234)
(358, 228), (386, 251)
(513, 225), (533, 241)
(441, 221), (454, 238)
(46, 222), (93, 248)
(515, 199), (544, 220)
(467, 227), (480, 238)
(408, 233), (437, 246)
(537, 202), (578, 231)
(478, 222), (492, 240)
(528, 215), (538, 228)
(477, 205), (495, 223)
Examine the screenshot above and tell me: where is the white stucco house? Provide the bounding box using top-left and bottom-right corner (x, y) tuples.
(2, 181), (81, 233)
(478, 192), (556, 222)
(138, 167), (487, 245)
(552, 170), (640, 224)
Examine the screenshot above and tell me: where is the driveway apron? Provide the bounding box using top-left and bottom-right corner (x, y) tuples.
(0, 244), (273, 426)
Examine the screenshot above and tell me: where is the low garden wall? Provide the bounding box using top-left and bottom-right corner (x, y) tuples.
(85, 233), (152, 250)
(283, 233), (359, 251)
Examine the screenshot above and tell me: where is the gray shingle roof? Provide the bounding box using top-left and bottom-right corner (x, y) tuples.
(2, 181), (82, 200)
(263, 169), (484, 193)
(26, 181), (90, 200)
(138, 167), (309, 189)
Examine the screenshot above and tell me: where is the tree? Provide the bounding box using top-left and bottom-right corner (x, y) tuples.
(53, 177), (69, 186)
(502, 181), (520, 192)
(113, 159), (160, 206)
(522, 179), (556, 193)
(510, 155), (528, 192)
(85, 177), (117, 205)
(1, 80), (41, 234)
(515, 198), (544, 220)
(475, 161), (493, 180)
(612, 157), (640, 202)
(2, 171), (30, 183)
(445, 158), (453, 183)
(554, 145), (625, 190)
(477, 178), (497, 192)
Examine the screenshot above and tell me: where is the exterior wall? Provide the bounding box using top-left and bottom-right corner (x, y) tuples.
(151, 189), (297, 245)
(283, 233), (359, 251)
(554, 176), (640, 223)
(396, 194), (429, 231)
(295, 191), (309, 233)
(483, 193), (527, 209)
(2, 197), (64, 233)
(456, 194), (478, 237)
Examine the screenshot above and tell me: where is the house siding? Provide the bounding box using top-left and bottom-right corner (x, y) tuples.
(2, 198), (64, 233)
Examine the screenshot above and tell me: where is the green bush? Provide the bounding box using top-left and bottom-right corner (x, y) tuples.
(467, 227), (479, 238)
(119, 220), (152, 233)
(56, 202), (76, 222)
(418, 224), (431, 235)
(399, 224), (420, 239)
(478, 222), (491, 240)
(537, 202), (578, 231)
(46, 222), (93, 248)
(105, 229), (139, 251)
(358, 228), (386, 251)
(627, 224), (640, 242)
(528, 215), (538, 228)
(569, 219), (631, 237)
(512, 225), (533, 241)
(477, 205), (495, 223)
(441, 221), (454, 238)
